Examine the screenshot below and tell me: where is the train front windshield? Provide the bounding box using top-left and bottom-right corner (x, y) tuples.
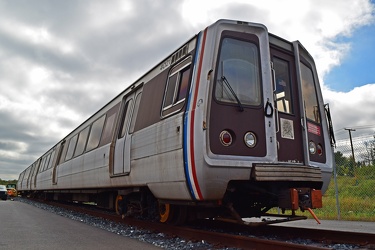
(214, 37), (261, 107)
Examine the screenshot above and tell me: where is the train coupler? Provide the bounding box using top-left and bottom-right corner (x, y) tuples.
(278, 188), (322, 213)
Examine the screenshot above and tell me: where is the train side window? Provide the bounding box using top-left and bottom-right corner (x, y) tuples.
(177, 67), (190, 102)
(65, 134), (78, 161)
(161, 57), (192, 117)
(99, 103), (120, 147)
(74, 126), (90, 157)
(100, 113), (116, 146)
(119, 100), (134, 138)
(86, 115), (106, 152)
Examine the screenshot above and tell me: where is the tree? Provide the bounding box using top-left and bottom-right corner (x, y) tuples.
(334, 151), (350, 176)
(0, 178), (18, 186)
(362, 136), (375, 166)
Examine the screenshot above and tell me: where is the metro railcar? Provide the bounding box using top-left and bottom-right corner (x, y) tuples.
(17, 19), (335, 224)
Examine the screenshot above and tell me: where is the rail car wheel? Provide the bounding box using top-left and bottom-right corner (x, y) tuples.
(159, 203), (188, 225)
(159, 203), (174, 223)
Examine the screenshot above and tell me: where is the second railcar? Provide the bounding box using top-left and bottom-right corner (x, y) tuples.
(17, 19), (334, 224)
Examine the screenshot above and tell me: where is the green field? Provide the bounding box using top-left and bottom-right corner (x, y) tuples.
(313, 176), (375, 221)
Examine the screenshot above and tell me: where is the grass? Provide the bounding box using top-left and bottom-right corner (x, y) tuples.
(315, 176), (375, 221)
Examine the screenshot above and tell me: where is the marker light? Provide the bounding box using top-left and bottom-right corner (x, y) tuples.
(220, 130), (232, 146)
(309, 141), (317, 154)
(317, 144), (323, 156)
(244, 132), (257, 148)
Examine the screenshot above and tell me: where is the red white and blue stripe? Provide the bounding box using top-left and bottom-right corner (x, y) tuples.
(183, 29), (207, 201)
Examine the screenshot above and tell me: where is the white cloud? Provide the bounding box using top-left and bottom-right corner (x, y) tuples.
(324, 84), (375, 133)
(0, 0), (374, 180)
(183, 0), (374, 85)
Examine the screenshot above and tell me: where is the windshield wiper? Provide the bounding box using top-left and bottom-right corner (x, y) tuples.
(221, 76), (244, 112)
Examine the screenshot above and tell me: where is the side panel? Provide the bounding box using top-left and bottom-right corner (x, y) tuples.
(41, 38), (198, 197)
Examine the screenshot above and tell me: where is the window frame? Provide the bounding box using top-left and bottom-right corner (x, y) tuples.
(161, 56), (192, 118)
(74, 126), (90, 157)
(118, 99), (134, 139)
(273, 56), (294, 115)
(65, 134), (78, 161)
(213, 33), (262, 108)
(85, 115), (106, 153)
(129, 92), (142, 134)
(42, 153), (51, 172)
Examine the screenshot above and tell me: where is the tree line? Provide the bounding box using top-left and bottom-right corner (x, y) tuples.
(0, 178), (17, 186)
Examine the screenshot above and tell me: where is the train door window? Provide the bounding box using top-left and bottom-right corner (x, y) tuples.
(129, 92), (142, 134)
(74, 126), (90, 157)
(300, 62), (320, 123)
(119, 99), (134, 138)
(86, 115), (106, 152)
(47, 150), (55, 170)
(273, 57), (293, 114)
(65, 134), (78, 161)
(162, 57), (192, 117)
(214, 38), (261, 106)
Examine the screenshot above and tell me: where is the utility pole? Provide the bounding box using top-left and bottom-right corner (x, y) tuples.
(345, 128), (356, 176)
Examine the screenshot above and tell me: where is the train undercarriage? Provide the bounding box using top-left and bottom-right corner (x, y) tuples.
(23, 177), (323, 226)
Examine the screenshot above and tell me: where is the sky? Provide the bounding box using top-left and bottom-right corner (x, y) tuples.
(1, 0), (375, 180)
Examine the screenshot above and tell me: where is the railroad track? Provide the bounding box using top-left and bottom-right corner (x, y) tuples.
(25, 198), (374, 250)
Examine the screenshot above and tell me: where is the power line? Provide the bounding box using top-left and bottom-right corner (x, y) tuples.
(336, 133), (375, 143)
(335, 124), (375, 133)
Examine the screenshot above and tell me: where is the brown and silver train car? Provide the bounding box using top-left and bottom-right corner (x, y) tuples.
(17, 19), (334, 224)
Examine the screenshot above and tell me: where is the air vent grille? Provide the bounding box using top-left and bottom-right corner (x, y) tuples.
(171, 44), (188, 64)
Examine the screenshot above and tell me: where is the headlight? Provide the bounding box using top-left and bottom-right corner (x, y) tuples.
(244, 132), (256, 148)
(309, 141), (316, 154)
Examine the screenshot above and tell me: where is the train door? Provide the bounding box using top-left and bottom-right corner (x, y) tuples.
(270, 47), (304, 163)
(113, 87), (142, 175)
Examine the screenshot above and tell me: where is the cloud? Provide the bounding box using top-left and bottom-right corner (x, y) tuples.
(0, 0), (374, 180)
(324, 84), (375, 135)
(183, 0), (374, 85)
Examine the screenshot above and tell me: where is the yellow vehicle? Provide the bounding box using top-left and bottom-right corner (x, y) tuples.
(7, 188), (17, 197)
(6, 184), (17, 197)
